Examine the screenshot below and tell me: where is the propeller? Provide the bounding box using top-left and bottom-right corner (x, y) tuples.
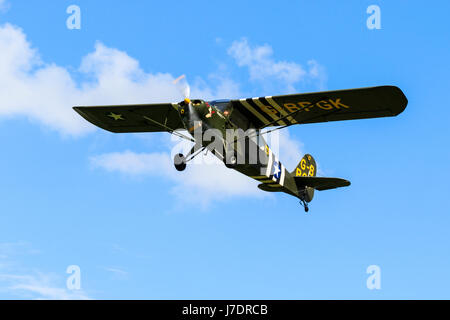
(173, 74), (191, 104)
(172, 75), (203, 166)
(173, 74), (201, 125)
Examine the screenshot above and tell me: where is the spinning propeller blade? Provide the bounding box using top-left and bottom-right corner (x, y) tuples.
(173, 74), (191, 101)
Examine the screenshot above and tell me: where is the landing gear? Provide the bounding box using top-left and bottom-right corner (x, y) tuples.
(173, 144), (206, 171)
(174, 153), (186, 171)
(300, 199), (309, 213)
(298, 187), (314, 213)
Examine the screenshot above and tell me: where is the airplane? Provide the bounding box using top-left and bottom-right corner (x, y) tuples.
(73, 85), (407, 212)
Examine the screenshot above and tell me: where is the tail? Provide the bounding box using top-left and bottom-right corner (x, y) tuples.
(257, 153), (350, 212)
(292, 154), (350, 205)
(292, 154), (318, 204)
(292, 154), (317, 178)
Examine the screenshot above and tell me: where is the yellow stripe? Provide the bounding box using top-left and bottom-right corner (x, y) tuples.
(253, 177), (275, 183)
(265, 148), (273, 178)
(266, 96), (297, 124)
(252, 98), (286, 126)
(240, 99), (270, 125)
(250, 175), (267, 179)
(267, 183), (282, 188)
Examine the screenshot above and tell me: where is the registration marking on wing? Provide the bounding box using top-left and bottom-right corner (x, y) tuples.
(265, 96), (297, 124)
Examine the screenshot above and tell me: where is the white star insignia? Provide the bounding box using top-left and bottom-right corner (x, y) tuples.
(107, 112), (125, 121)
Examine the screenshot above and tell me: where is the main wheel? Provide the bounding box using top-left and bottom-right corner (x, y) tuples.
(174, 153), (186, 171)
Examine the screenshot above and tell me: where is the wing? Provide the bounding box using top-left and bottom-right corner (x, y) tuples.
(229, 86), (407, 129)
(73, 103), (184, 133)
(294, 176), (351, 191)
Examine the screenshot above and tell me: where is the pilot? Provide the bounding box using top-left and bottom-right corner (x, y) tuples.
(205, 103), (216, 118)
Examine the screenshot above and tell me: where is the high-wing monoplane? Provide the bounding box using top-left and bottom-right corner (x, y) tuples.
(74, 85), (407, 211)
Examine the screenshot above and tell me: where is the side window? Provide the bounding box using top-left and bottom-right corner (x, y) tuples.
(214, 102), (228, 112)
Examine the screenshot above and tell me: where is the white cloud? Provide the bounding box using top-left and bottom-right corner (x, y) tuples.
(91, 151), (173, 177)
(0, 23), (240, 136)
(0, 22), (322, 203)
(90, 149), (263, 207)
(228, 38), (326, 92)
(0, 22), (324, 136)
(90, 129), (305, 207)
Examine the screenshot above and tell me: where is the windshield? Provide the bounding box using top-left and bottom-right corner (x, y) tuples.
(209, 99), (231, 112)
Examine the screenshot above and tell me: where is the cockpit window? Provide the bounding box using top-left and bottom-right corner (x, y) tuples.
(209, 99), (230, 111)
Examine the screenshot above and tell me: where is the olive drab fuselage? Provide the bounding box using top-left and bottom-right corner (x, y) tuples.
(177, 98), (298, 197)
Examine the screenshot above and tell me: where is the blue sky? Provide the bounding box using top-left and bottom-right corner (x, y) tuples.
(0, 0), (449, 299)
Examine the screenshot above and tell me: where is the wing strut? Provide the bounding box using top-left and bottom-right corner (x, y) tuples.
(143, 115), (194, 142)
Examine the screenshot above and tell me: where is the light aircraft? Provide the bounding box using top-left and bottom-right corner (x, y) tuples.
(74, 83), (407, 212)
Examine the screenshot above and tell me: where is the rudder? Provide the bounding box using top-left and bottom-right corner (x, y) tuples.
(291, 154), (317, 204)
(292, 154), (317, 177)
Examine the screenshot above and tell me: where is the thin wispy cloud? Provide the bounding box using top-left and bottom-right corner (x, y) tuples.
(103, 267), (128, 277)
(0, 0), (9, 12)
(0, 273), (90, 300)
(0, 242), (90, 300)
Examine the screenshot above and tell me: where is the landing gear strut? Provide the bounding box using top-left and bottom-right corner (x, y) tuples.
(300, 199), (309, 213)
(173, 144), (205, 171)
(298, 187), (314, 213)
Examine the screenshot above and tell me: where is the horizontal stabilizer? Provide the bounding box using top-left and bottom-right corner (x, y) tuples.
(294, 176), (351, 191)
(257, 183), (284, 192)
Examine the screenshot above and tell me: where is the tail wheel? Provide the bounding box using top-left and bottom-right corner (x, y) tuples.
(299, 197), (309, 213)
(174, 153), (186, 171)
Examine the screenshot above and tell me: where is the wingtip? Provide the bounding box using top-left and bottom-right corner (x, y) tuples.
(379, 85), (408, 116)
(392, 85), (408, 114)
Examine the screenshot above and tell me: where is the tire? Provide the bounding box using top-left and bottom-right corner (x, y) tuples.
(174, 153), (186, 171)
